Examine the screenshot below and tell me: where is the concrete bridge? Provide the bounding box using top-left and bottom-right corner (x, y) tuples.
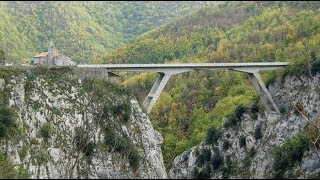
(8, 62), (289, 114)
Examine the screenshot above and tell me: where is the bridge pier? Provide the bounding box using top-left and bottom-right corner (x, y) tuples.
(143, 70), (191, 113)
(143, 73), (172, 113)
(232, 68), (280, 114)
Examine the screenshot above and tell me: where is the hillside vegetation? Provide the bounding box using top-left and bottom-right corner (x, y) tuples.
(105, 1), (320, 166)
(0, 1), (216, 63)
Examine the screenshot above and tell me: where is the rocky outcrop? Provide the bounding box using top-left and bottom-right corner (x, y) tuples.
(169, 73), (320, 179)
(0, 68), (167, 179)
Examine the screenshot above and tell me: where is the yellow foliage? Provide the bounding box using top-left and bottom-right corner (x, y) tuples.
(214, 86), (221, 94)
(171, 102), (178, 108)
(262, 43), (273, 51)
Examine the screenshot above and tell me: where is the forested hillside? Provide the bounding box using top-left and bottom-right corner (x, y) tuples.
(105, 1), (320, 167)
(0, 1), (216, 63)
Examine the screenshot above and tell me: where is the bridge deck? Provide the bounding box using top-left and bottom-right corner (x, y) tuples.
(75, 62), (288, 72)
(6, 62), (288, 69)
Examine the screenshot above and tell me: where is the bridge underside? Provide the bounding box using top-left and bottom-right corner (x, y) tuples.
(142, 66), (281, 114)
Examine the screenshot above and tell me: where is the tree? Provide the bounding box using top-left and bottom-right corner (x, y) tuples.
(0, 49), (6, 65)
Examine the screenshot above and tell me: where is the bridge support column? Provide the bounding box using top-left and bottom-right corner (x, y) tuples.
(143, 72), (172, 113)
(233, 68), (280, 114)
(249, 72), (280, 114)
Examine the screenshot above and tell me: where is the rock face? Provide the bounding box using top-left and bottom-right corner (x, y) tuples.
(169, 73), (320, 179)
(0, 68), (167, 179)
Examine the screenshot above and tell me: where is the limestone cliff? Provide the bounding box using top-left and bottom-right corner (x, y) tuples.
(169, 72), (320, 179)
(0, 67), (167, 179)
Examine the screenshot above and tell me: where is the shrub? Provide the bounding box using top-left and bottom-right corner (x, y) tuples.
(223, 140), (230, 150)
(311, 61), (320, 75)
(0, 106), (17, 139)
(272, 134), (309, 178)
(310, 51), (320, 75)
(40, 122), (52, 141)
(250, 102), (260, 120)
(196, 153), (205, 167)
(242, 155), (251, 168)
(235, 105), (246, 119)
(239, 135), (246, 148)
(75, 127), (88, 151)
(251, 113), (258, 120)
(101, 105), (110, 120)
(104, 125), (140, 171)
(203, 149), (212, 161)
(104, 126), (116, 145)
(193, 164), (212, 179)
(205, 127), (221, 145)
(211, 148), (223, 169)
(0, 68), (23, 83)
(111, 103), (126, 115)
(222, 155), (234, 179)
(195, 147), (200, 157)
(279, 106), (286, 114)
(306, 127), (320, 148)
(225, 155), (232, 166)
(19, 145), (28, 160)
(196, 148), (212, 166)
(226, 133), (231, 138)
(224, 105), (247, 128)
(74, 127), (96, 156)
(38, 149), (48, 165)
(0, 91), (9, 105)
(221, 166), (231, 179)
(128, 148), (140, 172)
(111, 103), (131, 123)
(254, 124), (263, 140)
(83, 142), (95, 157)
(248, 147), (256, 157)
(103, 123), (141, 171)
(114, 135), (129, 152)
(102, 102), (132, 123)
(224, 114), (238, 128)
(0, 49), (6, 65)
(242, 147), (256, 169)
(104, 126), (139, 155)
(0, 152), (30, 178)
(15, 164), (30, 179)
(33, 66), (74, 77)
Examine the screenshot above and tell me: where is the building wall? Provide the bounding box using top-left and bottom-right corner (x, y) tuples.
(32, 54), (75, 66)
(53, 55), (76, 66)
(32, 57), (47, 65)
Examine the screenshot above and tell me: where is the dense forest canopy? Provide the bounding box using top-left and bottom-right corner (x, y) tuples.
(0, 1), (217, 63)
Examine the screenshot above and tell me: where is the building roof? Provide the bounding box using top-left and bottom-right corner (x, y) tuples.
(34, 52), (48, 58)
(33, 51), (60, 58)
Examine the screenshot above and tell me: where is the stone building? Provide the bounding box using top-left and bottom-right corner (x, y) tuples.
(31, 41), (76, 66)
